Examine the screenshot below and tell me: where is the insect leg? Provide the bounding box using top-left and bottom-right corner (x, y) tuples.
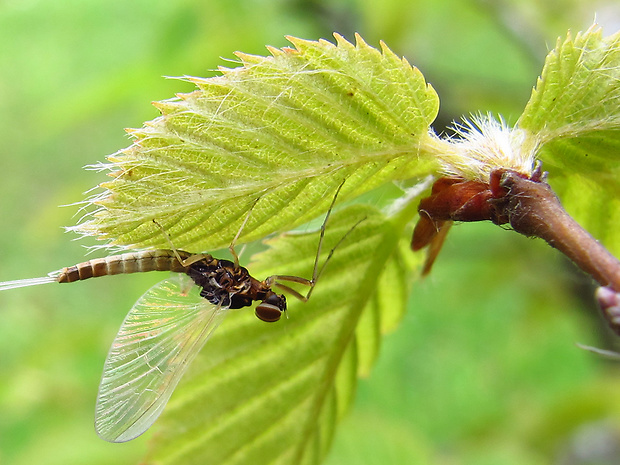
(152, 220), (211, 267)
(264, 180), (364, 302)
(267, 215), (364, 301)
(228, 198), (260, 269)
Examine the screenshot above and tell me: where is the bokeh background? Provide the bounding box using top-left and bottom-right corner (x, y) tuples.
(1, 1), (620, 464)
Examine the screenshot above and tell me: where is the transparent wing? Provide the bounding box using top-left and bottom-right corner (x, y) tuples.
(95, 275), (229, 443)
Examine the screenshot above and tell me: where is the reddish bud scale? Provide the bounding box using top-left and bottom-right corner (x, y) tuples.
(412, 168), (538, 275)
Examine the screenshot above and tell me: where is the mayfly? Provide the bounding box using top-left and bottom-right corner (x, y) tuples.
(0, 184), (351, 443)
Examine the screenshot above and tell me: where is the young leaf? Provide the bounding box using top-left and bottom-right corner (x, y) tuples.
(142, 202), (420, 465)
(73, 34), (440, 251)
(517, 25), (620, 253)
(519, 25), (620, 147)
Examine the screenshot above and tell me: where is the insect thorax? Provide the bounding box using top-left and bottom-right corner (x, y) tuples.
(187, 258), (257, 309)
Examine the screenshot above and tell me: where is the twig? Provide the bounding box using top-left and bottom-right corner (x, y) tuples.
(493, 170), (620, 337)
(412, 166), (620, 336)
(494, 170), (620, 292)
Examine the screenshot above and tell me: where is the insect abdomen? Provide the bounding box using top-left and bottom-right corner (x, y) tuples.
(57, 250), (194, 283)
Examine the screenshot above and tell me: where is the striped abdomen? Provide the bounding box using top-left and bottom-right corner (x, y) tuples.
(57, 250), (202, 283)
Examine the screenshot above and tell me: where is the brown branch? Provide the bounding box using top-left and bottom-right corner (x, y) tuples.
(495, 171), (620, 292)
(412, 168), (620, 335)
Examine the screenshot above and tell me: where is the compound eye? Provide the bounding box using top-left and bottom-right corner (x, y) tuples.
(255, 294), (286, 323)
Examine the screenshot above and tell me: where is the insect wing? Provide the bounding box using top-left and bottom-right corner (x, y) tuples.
(95, 275), (228, 442)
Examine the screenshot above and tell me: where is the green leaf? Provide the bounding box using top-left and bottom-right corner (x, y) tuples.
(143, 202), (421, 465)
(74, 34), (439, 251)
(517, 25), (620, 183)
(517, 26), (620, 253)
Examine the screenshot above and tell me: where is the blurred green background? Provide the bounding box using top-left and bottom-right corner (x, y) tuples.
(1, 1), (620, 464)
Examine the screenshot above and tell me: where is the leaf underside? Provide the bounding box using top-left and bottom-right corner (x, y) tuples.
(143, 204), (420, 465)
(74, 34), (439, 252)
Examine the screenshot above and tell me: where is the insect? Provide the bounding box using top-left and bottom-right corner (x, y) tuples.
(0, 184), (351, 443)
